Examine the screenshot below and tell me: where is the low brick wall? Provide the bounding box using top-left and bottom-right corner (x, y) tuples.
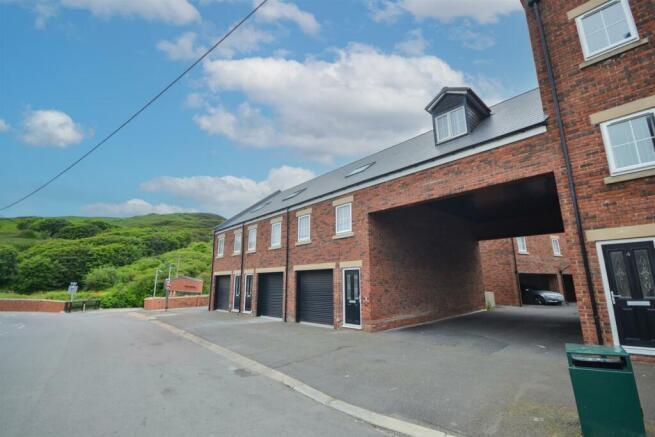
(0, 299), (68, 313)
(143, 295), (209, 310)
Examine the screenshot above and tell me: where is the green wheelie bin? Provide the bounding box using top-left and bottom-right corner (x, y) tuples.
(566, 343), (646, 437)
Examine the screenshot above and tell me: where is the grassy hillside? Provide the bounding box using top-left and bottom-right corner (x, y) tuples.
(0, 213), (223, 307)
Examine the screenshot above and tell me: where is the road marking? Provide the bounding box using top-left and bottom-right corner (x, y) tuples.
(129, 311), (456, 437)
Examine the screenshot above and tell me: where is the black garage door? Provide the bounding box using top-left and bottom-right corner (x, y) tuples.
(257, 273), (283, 318)
(297, 270), (333, 325)
(214, 276), (230, 310)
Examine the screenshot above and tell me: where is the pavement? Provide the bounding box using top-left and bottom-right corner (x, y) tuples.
(0, 311), (393, 437)
(145, 305), (655, 437)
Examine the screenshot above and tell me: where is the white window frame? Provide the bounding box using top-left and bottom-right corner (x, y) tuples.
(600, 108), (655, 176)
(247, 228), (257, 252)
(297, 214), (311, 243)
(270, 222), (282, 249)
(575, 0), (639, 60)
(216, 235), (225, 258)
(551, 236), (562, 257)
(436, 106), (467, 144)
(335, 203), (352, 235)
(233, 231), (242, 255)
(516, 237), (528, 254)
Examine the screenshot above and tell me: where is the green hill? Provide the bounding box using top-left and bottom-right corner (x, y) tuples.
(0, 213), (223, 307)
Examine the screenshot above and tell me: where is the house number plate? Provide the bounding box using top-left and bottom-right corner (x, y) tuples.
(626, 301), (650, 307)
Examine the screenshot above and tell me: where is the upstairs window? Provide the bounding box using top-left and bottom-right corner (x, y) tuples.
(247, 228), (257, 252)
(297, 214), (311, 242)
(216, 235), (225, 257)
(551, 236), (562, 257)
(436, 106), (467, 143)
(601, 109), (655, 175)
(516, 237), (528, 254)
(270, 222), (282, 248)
(335, 203), (352, 235)
(233, 231), (242, 254)
(576, 0), (638, 60)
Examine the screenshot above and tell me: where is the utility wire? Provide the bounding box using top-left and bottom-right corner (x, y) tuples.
(1, 0), (270, 212)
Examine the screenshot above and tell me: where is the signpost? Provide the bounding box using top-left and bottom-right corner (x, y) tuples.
(68, 282), (78, 301)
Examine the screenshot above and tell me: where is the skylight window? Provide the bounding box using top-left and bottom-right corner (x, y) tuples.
(346, 162), (375, 178)
(282, 188), (306, 201)
(436, 106), (467, 144)
(249, 201), (270, 213)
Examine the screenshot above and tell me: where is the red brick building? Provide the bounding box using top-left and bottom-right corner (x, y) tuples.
(211, 0), (655, 356)
(480, 234), (574, 306)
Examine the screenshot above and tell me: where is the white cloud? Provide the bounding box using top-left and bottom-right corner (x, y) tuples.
(255, 0), (320, 35)
(0, 119), (10, 132)
(394, 29), (428, 56)
(82, 198), (194, 217)
(450, 21), (496, 50)
(21, 109), (85, 148)
(157, 32), (205, 61)
(369, 0), (522, 24)
(140, 165), (315, 216)
(25, 0), (200, 28)
(194, 43), (502, 161)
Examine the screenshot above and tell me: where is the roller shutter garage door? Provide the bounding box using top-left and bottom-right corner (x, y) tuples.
(297, 270), (334, 325)
(214, 276), (230, 311)
(257, 273), (283, 318)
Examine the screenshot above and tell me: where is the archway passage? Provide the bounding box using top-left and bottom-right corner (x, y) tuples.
(367, 172), (581, 345)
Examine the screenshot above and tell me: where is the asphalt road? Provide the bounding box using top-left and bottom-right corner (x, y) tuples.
(0, 311), (390, 437)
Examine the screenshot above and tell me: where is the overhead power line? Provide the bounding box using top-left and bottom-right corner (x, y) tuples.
(1, 0), (270, 213)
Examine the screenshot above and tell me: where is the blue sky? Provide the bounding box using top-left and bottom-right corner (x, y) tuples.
(0, 0), (537, 218)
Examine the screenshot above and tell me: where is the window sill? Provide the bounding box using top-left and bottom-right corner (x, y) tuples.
(269, 246), (282, 251)
(215, 255), (224, 259)
(296, 240), (311, 246)
(604, 167), (655, 185)
(333, 232), (354, 240)
(232, 253), (241, 257)
(518, 251), (529, 255)
(246, 250), (256, 254)
(580, 38), (649, 69)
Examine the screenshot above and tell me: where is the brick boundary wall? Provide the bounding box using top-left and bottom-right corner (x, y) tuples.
(144, 295), (209, 311)
(0, 299), (68, 313)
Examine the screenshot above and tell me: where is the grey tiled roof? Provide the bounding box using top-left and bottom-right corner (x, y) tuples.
(216, 88), (546, 231)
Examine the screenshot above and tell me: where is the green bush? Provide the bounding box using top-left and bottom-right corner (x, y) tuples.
(30, 218), (71, 236)
(84, 266), (119, 290)
(0, 245), (18, 286)
(55, 223), (104, 239)
(15, 255), (64, 292)
(100, 287), (145, 308)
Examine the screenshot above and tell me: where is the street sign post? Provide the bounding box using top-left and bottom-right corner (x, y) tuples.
(68, 282), (78, 301)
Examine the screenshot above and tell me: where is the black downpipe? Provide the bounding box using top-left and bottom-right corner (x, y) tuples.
(239, 223), (246, 313)
(510, 239), (523, 307)
(209, 231), (217, 311)
(283, 208), (290, 322)
(529, 0), (604, 344)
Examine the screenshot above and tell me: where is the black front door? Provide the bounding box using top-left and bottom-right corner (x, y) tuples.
(602, 241), (655, 348)
(343, 269), (361, 326)
(233, 275), (241, 311)
(244, 275), (253, 313)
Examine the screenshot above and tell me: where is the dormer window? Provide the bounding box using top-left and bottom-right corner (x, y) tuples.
(436, 107), (467, 143)
(425, 87), (490, 148)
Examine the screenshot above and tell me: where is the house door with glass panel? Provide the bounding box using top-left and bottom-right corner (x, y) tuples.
(343, 268), (361, 327)
(602, 241), (655, 348)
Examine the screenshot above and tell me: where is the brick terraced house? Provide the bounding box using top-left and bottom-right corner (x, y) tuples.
(480, 234), (575, 306)
(211, 0), (655, 357)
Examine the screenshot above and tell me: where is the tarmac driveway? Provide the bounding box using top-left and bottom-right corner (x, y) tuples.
(154, 305), (655, 437)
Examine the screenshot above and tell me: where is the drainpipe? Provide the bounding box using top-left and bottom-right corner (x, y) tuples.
(510, 238), (523, 306)
(283, 208), (290, 322)
(528, 0), (604, 344)
(209, 231), (217, 311)
(239, 223), (246, 313)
